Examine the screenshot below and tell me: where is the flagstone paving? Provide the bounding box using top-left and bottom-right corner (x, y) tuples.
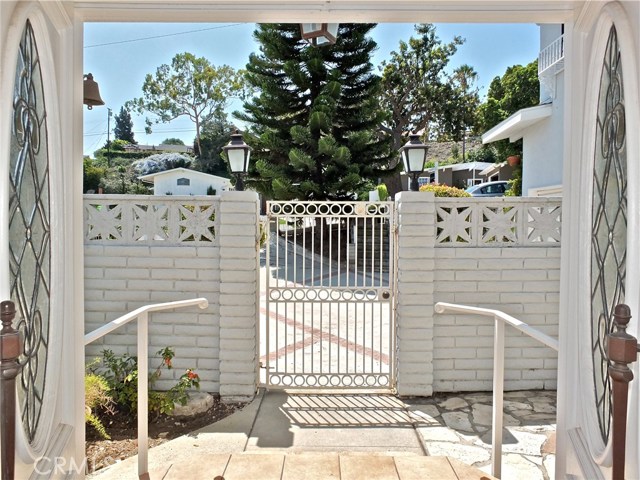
(406, 389), (556, 480)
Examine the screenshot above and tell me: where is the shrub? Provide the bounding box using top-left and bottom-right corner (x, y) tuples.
(132, 153), (194, 175)
(85, 367), (115, 439)
(376, 184), (389, 202)
(94, 347), (200, 419)
(505, 165), (522, 196)
(419, 183), (471, 197)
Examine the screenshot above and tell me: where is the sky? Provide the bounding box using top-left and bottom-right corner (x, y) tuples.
(83, 22), (540, 156)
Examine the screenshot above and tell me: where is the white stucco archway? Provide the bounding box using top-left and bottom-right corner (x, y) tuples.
(2, 1), (639, 478)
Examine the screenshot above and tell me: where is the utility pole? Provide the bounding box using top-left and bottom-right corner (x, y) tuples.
(462, 128), (466, 163)
(107, 107), (112, 167)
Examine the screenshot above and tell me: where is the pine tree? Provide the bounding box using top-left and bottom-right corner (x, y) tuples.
(113, 106), (136, 144)
(236, 24), (393, 201)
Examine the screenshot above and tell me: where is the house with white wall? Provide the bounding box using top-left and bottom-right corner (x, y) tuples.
(138, 167), (231, 196)
(482, 24), (565, 197)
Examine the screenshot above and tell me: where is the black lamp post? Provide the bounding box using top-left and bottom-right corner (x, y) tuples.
(222, 131), (252, 191)
(400, 133), (429, 192)
(300, 23), (339, 46)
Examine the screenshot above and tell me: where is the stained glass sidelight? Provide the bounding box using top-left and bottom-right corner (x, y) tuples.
(8, 20), (51, 444)
(591, 25), (627, 444)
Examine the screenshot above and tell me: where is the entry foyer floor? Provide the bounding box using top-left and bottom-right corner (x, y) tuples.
(90, 389), (555, 480)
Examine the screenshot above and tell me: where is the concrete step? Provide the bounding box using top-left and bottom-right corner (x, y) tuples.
(154, 452), (497, 480)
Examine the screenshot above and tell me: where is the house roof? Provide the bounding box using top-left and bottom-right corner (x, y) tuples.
(482, 104), (553, 144)
(424, 161), (494, 174)
(138, 168), (232, 184)
(480, 161), (508, 176)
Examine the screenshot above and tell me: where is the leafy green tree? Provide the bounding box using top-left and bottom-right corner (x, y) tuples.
(434, 64), (481, 141)
(162, 138), (185, 145)
(192, 118), (234, 177)
(113, 106), (136, 144)
(236, 24), (393, 201)
(378, 24), (478, 194)
(476, 59), (540, 159)
(476, 59), (539, 196)
(127, 52), (247, 157)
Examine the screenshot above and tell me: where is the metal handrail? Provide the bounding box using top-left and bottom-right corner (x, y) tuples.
(84, 298), (208, 477)
(434, 301), (558, 479)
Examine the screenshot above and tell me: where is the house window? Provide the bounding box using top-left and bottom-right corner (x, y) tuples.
(9, 20), (51, 444)
(490, 174), (499, 182)
(590, 25), (626, 444)
(177, 177), (190, 186)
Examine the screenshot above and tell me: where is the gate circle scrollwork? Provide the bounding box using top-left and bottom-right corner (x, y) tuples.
(282, 289), (294, 301)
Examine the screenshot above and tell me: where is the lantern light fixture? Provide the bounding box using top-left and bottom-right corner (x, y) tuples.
(399, 133), (429, 192)
(222, 130), (252, 191)
(300, 23), (339, 46)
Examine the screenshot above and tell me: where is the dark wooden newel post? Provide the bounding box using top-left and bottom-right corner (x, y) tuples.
(1, 301), (22, 480)
(607, 303), (639, 480)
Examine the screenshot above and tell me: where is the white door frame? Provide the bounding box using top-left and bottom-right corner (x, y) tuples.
(0, 1), (85, 476)
(4, 0), (635, 478)
(558, 1), (640, 479)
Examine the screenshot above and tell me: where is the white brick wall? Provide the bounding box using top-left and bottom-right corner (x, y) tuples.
(395, 194), (561, 395)
(85, 193), (559, 400)
(84, 243), (221, 392)
(84, 193), (260, 400)
(395, 191), (435, 396)
(217, 191), (260, 401)
(432, 246), (559, 392)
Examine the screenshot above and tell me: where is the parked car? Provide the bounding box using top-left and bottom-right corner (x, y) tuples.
(465, 180), (509, 197)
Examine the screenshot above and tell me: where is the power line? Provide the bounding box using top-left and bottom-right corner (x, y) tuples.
(84, 24), (244, 49)
(84, 127), (197, 137)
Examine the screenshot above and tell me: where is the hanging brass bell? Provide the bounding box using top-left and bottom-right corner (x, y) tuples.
(83, 73), (105, 110)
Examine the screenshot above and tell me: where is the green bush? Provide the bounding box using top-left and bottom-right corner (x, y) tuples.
(505, 164), (522, 196)
(419, 183), (471, 197)
(376, 184), (389, 201)
(94, 347), (200, 419)
(85, 366), (115, 439)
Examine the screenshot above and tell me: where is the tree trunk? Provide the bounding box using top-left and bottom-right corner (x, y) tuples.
(382, 172), (403, 198)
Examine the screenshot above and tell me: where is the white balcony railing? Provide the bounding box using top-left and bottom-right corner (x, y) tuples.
(538, 34), (565, 75)
(434, 302), (559, 479)
(84, 298), (209, 477)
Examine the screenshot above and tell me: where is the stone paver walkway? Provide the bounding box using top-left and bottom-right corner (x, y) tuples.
(149, 453), (495, 480)
(406, 390), (556, 480)
(90, 389), (555, 480)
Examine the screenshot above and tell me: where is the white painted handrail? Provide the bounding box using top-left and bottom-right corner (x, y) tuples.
(84, 298), (209, 477)
(434, 301), (559, 479)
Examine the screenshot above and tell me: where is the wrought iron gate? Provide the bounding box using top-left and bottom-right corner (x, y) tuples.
(262, 201), (396, 390)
